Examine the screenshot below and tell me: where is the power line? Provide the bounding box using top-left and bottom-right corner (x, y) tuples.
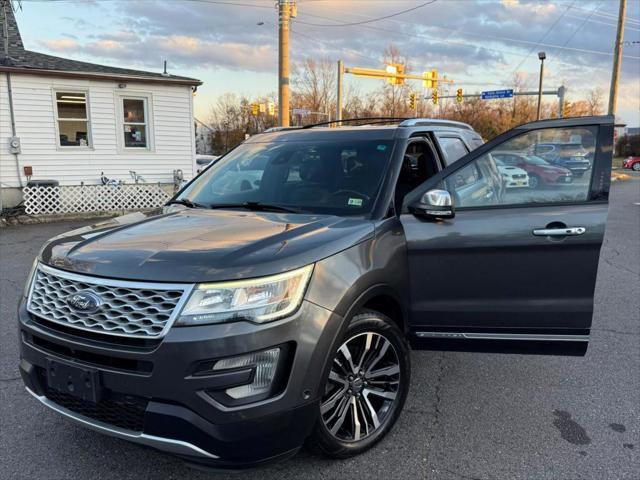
(564, 13), (640, 32)
(561, 1), (604, 49)
(294, 7), (640, 61)
(293, 0), (437, 27)
(20, 0), (274, 7)
(570, 4), (640, 25)
(508, 0), (577, 79)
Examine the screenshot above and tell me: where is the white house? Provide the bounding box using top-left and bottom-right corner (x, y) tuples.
(0, 4), (201, 209)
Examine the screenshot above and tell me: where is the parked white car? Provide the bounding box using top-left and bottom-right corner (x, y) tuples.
(494, 158), (530, 188)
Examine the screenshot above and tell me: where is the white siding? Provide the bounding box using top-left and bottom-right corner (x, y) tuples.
(0, 73), (196, 188)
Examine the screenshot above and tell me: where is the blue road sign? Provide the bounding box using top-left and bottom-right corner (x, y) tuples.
(481, 89), (514, 100)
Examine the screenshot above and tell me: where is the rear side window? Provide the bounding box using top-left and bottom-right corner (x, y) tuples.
(438, 137), (469, 165)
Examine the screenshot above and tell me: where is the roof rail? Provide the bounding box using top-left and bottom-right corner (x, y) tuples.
(263, 126), (303, 133)
(300, 117), (409, 129)
(398, 118), (474, 130)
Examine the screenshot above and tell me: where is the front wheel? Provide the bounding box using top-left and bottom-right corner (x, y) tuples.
(308, 311), (410, 458)
(633, 163), (640, 172)
(529, 173), (541, 189)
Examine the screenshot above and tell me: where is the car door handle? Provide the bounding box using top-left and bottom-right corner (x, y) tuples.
(532, 227), (586, 236)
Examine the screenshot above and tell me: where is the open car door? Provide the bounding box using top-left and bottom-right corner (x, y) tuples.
(400, 116), (614, 355)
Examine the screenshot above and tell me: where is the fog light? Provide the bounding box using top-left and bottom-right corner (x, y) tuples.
(213, 348), (280, 399)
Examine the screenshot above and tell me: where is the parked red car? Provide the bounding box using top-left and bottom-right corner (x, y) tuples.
(623, 156), (640, 171)
(492, 152), (573, 189)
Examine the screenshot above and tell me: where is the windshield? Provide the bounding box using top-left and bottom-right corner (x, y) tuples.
(524, 155), (550, 166)
(179, 139), (395, 215)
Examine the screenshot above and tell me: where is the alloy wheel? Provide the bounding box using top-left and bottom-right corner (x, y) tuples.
(633, 163), (640, 171)
(321, 332), (401, 442)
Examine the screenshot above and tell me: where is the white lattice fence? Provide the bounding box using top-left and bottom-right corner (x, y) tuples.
(23, 185), (171, 215)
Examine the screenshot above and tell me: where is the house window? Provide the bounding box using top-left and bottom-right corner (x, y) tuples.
(55, 92), (90, 147)
(122, 97), (149, 148)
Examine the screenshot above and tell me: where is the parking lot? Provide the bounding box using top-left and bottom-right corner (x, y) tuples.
(1, 174), (638, 480)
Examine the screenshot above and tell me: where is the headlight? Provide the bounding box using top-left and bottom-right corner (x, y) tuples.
(176, 264), (314, 326)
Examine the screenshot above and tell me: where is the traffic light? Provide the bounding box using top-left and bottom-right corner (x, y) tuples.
(267, 102), (275, 116)
(251, 104), (259, 116)
(562, 101), (570, 118)
(386, 64), (404, 85)
(456, 88), (463, 103)
(432, 89), (438, 105)
(395, 64), (404, 85)
(422, 69), (438, 89)
(409, 92), (416, 110)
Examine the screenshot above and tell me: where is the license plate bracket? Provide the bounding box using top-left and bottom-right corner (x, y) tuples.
(46, 358), (102, 403)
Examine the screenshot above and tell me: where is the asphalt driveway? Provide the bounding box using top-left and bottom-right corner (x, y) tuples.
(1, 175), (638, 480)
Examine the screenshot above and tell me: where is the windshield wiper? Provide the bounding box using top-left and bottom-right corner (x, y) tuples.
(166, 198), (209, 209)
(208, 202), (304, 214)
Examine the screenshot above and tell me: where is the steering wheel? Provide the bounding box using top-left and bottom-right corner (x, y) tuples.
(331, 190), (371, 204)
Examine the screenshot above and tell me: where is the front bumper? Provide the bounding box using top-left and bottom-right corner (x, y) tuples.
(18, 298), (343, 468)
(553, 175), (573, 184)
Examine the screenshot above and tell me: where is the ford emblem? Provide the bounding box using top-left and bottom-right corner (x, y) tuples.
(66, 290), (102, 313)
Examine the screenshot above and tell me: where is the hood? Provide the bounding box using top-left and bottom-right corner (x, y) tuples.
(40, 208), (374, 283)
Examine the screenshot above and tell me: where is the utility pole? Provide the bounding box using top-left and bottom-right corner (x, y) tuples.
(536, 51), (546, 120)
(608, 0), (626, 115)
(336, 60), (344, 124)
(278, 0), (292, 127)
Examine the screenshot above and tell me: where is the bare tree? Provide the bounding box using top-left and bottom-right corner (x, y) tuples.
(291, 58), (335, 124)
(379, 44), (413, 118)
(586, 87), (604, 116)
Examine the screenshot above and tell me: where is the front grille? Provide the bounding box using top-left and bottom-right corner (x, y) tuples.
(27, 265), (191, 339)
(45, 388), (148, 432)
(512, 174), (527, 179)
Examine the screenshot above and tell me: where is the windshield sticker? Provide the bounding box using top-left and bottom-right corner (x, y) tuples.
(348, 198), (363, 207)
(376, 144), (387, 151)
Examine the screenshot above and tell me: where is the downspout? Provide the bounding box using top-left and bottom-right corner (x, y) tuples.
(6, 71), (23, 188)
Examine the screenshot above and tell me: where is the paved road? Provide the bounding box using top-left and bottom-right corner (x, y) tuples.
(1, 175), (638, 480)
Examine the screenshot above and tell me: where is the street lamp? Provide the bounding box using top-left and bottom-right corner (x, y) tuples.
(536, 51), (546, 120)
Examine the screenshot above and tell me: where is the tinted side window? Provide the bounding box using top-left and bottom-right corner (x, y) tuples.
(443, 126), (597, 208)
(438, 137), (469, 165)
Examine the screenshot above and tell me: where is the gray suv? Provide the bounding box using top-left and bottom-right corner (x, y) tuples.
(18, 116), (613, 469)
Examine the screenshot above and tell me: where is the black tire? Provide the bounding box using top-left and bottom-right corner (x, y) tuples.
(633, 163), (640, 172)
(308, 310), (410, 459)
(529, 173), (541, 189)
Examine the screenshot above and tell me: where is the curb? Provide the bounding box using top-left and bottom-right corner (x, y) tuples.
(0, 210), (138, 228)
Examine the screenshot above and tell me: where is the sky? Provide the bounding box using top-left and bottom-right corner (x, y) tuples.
(12, 0), (640, 127)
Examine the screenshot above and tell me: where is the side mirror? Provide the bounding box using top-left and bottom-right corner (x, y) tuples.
(409, 189), (455, 220)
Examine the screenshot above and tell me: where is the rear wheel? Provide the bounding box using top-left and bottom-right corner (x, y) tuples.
(309, 311), (410, 458)
(633, 163), (640, 172)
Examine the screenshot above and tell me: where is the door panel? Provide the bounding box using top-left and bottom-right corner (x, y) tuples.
(402, 202), (606, 329)
(400, 115), (614, 355)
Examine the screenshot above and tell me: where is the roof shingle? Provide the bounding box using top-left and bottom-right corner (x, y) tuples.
(1, 1), (201, 85)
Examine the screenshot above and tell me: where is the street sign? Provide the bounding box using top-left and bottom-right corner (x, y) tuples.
(292, 108), (310, 116)
(481, 89), (514, 100)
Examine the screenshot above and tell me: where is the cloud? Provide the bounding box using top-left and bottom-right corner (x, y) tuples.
(42, 39), (77, 51)
(28, 0), (640, 125)
(42, 31), (276, 73)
